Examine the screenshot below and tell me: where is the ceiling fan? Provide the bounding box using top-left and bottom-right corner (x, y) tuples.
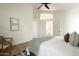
(37, 3), (50, 10)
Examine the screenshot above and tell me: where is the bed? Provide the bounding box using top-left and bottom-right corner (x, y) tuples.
(28, 36), (53, 55)
(28, 35), (79, 56)
(39, 36), (79, 56)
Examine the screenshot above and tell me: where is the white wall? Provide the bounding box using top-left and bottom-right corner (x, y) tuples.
(60, 9), (79, 35)
(33, 9), (39, 37)
(55, 11), (67, 36)
(33, 9), (72, 37)
(33, 21), (38, 37)
(33, 8), (79, 37)
(66, 10), (79, 33)
(53, 11), (61, 36)
(0, 4), (33, 44)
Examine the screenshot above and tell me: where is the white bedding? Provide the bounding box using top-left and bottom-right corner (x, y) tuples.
(39, 36), (79, 56)
(28, 36), (53, 55)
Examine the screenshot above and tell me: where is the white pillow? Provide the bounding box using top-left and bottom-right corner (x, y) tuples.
(69, 32), (77, 46)
(74, 34), (79, 46)
(54, 36), (63, 39)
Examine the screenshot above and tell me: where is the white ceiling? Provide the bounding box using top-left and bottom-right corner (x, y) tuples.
(31, 3), (79, 11)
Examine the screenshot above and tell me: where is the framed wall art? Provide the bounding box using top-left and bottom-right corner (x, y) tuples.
(10, 17), (19, 31)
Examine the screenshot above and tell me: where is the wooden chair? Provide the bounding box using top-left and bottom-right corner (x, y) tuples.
(0, 36), (12, 56)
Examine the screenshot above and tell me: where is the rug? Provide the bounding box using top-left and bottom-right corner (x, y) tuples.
(14, 50), (36, 56)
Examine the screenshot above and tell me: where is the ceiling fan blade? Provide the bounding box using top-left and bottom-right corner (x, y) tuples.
(45, 4), (49, 9)
(37, 4), (43, 9)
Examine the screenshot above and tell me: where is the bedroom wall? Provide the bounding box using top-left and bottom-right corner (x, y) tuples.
(60, 9), (79, 35)
(52, 10), (66, 36)
(33, 9), (74, 37)
(0, 4), (33, 44)
(53, 11), (61, 36)
(33, 8), (79, 37)
(66, 10), (79, 34)
(33, 21), (37, 37)
(33, 9), (39, 37)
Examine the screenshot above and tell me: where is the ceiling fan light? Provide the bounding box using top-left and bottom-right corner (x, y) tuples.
(39, 5), (49, 10)
(45, 4), (49, 9)
(37, 3), (54, 11)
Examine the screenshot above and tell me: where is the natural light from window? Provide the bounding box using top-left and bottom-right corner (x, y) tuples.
(40, 13), (53, 36)
(40, 14), (53, 20)
(46, 21), (53, 35)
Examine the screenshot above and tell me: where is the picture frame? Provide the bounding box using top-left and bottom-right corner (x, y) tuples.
(10, 25), (19, 31)
(10, 17), (19, 25)
(10, 17), (19, 31)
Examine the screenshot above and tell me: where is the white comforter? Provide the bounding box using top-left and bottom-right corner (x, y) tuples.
(28, 36), (53, 55)
(39, 36), (79, 56)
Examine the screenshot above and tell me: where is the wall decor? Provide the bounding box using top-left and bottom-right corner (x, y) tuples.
(10, 17), (19, 31)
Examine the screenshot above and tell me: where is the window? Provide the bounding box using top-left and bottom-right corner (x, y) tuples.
(40, 13), (53, 35)
(46, 21), (53, 35)
(40, 14), (53, 20)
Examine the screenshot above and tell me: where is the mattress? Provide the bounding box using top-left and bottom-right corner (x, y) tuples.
(39, 36), (79, 56)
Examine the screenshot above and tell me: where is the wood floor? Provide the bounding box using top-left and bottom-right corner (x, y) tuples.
(11, 42), (28, 55)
